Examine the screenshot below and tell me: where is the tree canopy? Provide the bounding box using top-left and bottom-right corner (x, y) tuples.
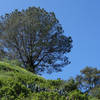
(0, 7), (72, 74)
(76, 66), (100, 93)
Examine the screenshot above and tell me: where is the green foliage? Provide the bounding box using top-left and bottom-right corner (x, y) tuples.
(0, 61), (98, 100)
(63, 78), (77, 92)
(76, 66), (100, 92)
(88, 96), (99, 100)
(22, 92), (66, 100)
(89, 85), (100, 99)
(67, 90), (88, 100)
(31, 92), (66, 100)
(47, 78), (64, 89)
(0, 7), (72, 74)
(0, 61), (68, 99)
(0, 61), (46, 99)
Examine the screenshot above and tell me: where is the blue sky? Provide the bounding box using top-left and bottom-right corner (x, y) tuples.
(0, 0), (100, 80)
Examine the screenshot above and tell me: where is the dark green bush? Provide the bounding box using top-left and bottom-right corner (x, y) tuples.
(27, 92), (66, 100)
(0, 61), (91, 100)
(67, 90), (88, 100)
(89, 86), (100, 99)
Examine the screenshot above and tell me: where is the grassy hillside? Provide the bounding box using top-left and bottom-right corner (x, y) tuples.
(0, 61), (66, 100)
(0, 61), (91, 100)
(0, 61), (42, 80)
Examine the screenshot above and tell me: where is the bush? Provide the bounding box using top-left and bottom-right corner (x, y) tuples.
(89, 86), (100, 99)
(0, 61), (91, 100)
(67, 90), (88, 100)
(25, 92), (66, 100)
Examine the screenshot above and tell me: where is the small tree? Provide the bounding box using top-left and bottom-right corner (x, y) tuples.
(63, 78), (77, 92)
(76, 67), (100, 93)
(0, 7), (72, 74)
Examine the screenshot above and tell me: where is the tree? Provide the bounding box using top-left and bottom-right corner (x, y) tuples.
(0, 7), (72, 74)
(63, 78), (77, 92)
(76, 67), (100, 93)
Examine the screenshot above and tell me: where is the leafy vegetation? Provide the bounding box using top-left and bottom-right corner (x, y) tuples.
(0, 7), (72, 74)
(0, 6), (99, 100)
(0, 61), (99, 100)
(76, 67), (100, 93)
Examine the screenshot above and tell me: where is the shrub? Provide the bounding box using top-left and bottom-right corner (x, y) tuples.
(67, 90), (88, 100)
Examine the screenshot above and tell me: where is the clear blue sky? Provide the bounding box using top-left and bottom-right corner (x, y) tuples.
(0, 0), (100, 80)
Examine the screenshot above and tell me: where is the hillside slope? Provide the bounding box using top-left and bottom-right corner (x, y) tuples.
(0, 62), (66, 100)
(0, 61), (90, 100)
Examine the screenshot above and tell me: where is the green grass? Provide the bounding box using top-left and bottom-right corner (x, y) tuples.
(0, 61), (43, 79)
(0, 61), (48, 100)
(0, 61), (90, 100)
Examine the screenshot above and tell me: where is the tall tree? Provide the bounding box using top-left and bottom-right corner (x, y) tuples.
(0, 7), (72, 74)
(76, 67), (100, 93)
